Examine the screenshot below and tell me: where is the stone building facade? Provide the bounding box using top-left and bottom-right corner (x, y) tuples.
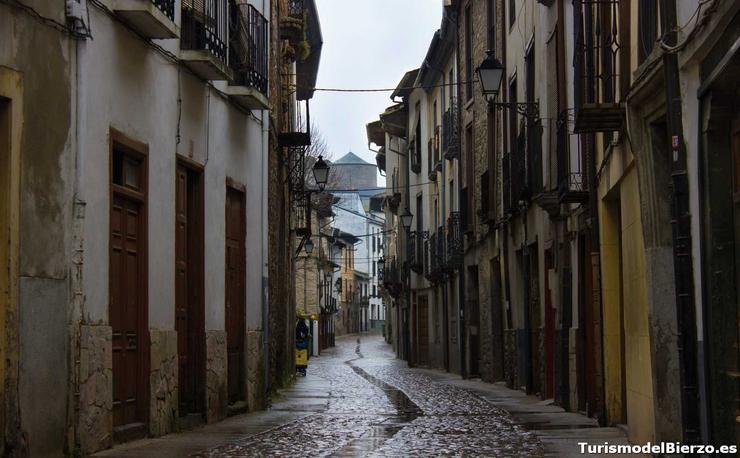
(0, 0), (321, 455)
(371, 0), (739, 447)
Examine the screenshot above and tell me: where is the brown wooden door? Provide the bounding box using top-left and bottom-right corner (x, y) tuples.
(417, 295), (429, 367)
(111, 173), (148, 432)
(176, 164), (204, 415)
(225, 187), (246, 404)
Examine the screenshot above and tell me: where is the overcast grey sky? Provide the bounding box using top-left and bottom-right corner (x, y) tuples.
(311, 1), (443, 185)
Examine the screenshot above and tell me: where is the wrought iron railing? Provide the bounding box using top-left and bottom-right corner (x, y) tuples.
(573, 0), (626, 131)
(181, 0), (228, 63)
(446, 212), (463, 270)
(556, 110), (589, 203)
(286, 0), (304, 19)
(442, 100), (459, 159)
(153, 0), (175, 21)
(229, 4), (268, 94)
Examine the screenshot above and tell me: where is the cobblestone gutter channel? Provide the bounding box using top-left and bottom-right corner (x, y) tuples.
(329, 338), (424, 456)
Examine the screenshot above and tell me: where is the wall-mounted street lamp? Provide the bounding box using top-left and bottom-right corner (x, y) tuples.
(304, 237), (314, 255)
(477, 50), (539, 120)
(400, 207), (413, 232)
(312, 155), (330, 192)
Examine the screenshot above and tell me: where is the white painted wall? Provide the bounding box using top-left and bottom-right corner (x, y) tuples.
(80, 4), (268, 336)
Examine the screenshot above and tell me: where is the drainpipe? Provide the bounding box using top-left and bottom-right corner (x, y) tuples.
(70, 0), (90, 450)
(660, 0), (700, 444)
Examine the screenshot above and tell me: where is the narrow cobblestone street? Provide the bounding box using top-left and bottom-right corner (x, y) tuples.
(198, 334), (543, 457)
(96, 334), (545, 456)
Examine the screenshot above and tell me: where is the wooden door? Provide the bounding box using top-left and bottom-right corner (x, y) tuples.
(176, 164), (204, 415)
(225, 187), (246, 404)
(417, 295), (429, 367)
(110, 144), (148, 434)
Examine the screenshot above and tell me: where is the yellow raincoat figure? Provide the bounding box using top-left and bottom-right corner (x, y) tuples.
(295, 310), (309, 376)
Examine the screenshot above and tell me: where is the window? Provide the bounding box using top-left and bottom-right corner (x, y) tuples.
(372, 261), (376, 276)
(638, 0), (658, 64)
(112, 149), (143, 191)
(465, 4), (473, 100)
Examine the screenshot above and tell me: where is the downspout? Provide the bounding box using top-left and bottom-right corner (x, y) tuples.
(660, 0), (700, 444)
(261, 0), (270, 406)
(455, 8), (466, 379)
(71, 0), (90, 451)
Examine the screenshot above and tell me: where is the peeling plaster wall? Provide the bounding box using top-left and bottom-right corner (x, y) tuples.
(0, 1), (74, 456)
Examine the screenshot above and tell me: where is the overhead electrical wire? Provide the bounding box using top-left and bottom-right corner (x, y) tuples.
(288, 80), (478, 94)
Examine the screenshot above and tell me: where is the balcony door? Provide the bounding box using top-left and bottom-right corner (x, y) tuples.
(176, 163), (205, 417)
(110, 137), (149, 440)
(225, 186), (246, 404)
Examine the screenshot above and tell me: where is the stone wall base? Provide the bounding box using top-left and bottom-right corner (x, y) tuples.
(149, 329), (178, 437)
(77, 324), (112, 455)
(206, 330), (227, 423)
(246, 330), (265, 411)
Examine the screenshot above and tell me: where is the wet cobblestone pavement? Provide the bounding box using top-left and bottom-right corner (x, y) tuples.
(197, 334), (543, 457)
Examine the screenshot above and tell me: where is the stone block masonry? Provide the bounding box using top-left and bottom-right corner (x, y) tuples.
(77, 325), (113, 455)
(206, 330), (228, 423)
(149, 329), (178, 437)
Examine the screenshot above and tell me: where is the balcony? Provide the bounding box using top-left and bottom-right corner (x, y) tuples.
(445, 212), (463, 271)
(442, 100), (459, 160)
(113, 0), (179, 38)
(382, 259), (402, 298)
(556, 111), (590, 203)
(559, 173), (589, 203)
(181, 0), (232, 80)
(224, 4), (269, 110)
(573, 0), (628, 132)
(280, 0), (305, 43)
(425, 230), (445, 283)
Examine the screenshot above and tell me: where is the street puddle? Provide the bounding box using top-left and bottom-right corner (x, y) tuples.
(330, 338), (423, 456)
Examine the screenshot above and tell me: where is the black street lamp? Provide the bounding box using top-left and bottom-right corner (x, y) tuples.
(476, 50), (505, 101)
(312, 155), (330, 191)
(304, 238), (314, 255)
(400, 207), (413, 232)
(476, 50), (539, 120)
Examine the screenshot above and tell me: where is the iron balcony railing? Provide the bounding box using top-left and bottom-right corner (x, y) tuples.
(286, 0), (305, 19)
(442, 99), (459, 159)
(153, 0), (175, 21)
(446, 212), (463, 270)
(229, 3), (268, 95)
(182, 0), (228, 63)
(573, 0), (627, 132)
(435, 226), (445, 275)
(556, 111), (589, 203)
